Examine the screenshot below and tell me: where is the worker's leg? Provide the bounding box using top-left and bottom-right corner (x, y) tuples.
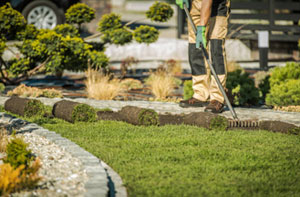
(188, 0), (210, 102)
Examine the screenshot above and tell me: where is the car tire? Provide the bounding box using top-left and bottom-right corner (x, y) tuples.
(22, 0), (64, 29)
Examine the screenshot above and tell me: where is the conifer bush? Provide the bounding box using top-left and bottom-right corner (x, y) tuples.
(54, 24), (79, 37)
(146, 1), (174, 22)
(133, 25), (159, 44)
(65, 3), (95, 29)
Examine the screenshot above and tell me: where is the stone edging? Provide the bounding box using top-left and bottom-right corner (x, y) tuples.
(0, 112), (127, 197)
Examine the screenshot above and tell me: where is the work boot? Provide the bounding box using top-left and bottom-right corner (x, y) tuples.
(179, 98), (208, 108)
(204, 100), (224, 113)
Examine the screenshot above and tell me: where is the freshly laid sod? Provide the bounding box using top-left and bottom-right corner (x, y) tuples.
(16, 116), (300, 197)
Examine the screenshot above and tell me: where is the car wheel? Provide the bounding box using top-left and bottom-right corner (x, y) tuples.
(22, 0), (64, 29)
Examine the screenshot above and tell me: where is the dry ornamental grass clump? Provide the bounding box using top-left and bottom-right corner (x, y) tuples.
(0, 128), (9, 153)
(85, 68), (122, 100)
(145, 70), (176, 100)
(7, 84), (63, 98)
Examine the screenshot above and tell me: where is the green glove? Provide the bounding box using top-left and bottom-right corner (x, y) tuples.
(196, 26), (207, 48)
(176, 0), (189, 9)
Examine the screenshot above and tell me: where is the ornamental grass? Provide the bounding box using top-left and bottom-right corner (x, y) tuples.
(85, 68), (122, 100)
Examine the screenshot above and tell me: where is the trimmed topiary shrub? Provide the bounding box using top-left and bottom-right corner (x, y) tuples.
(16, 24), (39, 41)
(97, 13), (122, 33)
(65, 3), (95, 30)
(72, 104), (97, 122)
(266, 79), (300, 106)
(0, 3), (26, 40)
(146, 1), (174, 22)
(226, 69), (260, 106)
(109, 28), (133, 45)
(54, 24), (79, 37)
(183, 80), (193, 100)
(133, 25), (159, 44)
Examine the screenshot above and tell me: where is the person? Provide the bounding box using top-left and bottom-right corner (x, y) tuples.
(176, 0), (230, 113)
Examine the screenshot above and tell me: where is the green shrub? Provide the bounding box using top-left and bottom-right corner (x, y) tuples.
(16, 24), (39, 41)
(183, 80), (193, 100)
(4, 137), (34, 169)
(258, 75), (270, 102)
(0, 83), (5, 93)
(0, 3), (26, 40)
(146, 1), (174, 22)
(0, 39), (5, 56)
(98, 13), (122, 33)
(109, 28), (133, 45)
(269, 62), (300, 86)
(133, 25), (159, 44)
(54, 24), (79, 37)
(72, 104), (97, 122)
(65, 3), (95, 28)
(266, 79), (300, 106)
(226, 69), (260, 106)
(24, 100), (45, 117)
(88, 50), (109, 70)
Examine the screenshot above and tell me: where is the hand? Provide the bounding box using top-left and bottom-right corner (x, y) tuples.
(196, 26), (207, 48)
(176, 0), (189, 9)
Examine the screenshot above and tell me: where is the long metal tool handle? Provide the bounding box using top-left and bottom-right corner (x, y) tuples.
(183, 4), (238, 120)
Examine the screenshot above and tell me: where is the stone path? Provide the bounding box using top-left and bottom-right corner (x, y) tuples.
(0, 96), (299, 126)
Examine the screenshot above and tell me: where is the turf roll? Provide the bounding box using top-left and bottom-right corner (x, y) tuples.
(52, 100), (96, 123)
(97, 111), (122, 121)
(119, 106), (159, 126)
(183, 112), (228, 130)
(259, 121), (300, 134)
(4, 96), (45, 117)
(159, 114), (184, 126)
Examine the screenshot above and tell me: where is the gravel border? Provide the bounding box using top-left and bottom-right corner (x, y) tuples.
(0, 112), (127, 197)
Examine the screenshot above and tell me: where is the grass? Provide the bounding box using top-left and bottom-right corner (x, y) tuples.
(17, 115), (300, 197)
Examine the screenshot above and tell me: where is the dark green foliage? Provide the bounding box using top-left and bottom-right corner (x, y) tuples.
(0, 3), (26, 40)
(109, 28), (133, 45)
(24, 100), (45, 118)
(65, 3), (95, 27)
(269, 62), (300, 86)
(288, 127), (300, 135)
(0, 39), (5, 56)
(138, 109), (159, 126)
(0, 83), (5, 93)
(0, 105), (4, 112)
(226, 69), (260, 106)
(98, 13), (122, 33)
(266, 79), (300, 106)
(16, 24), (39, 41)
(133, 25), (159, 44)
(72, 104), (97, 122)
(258, 75), (270, 102)
(54, 24), (79, 37)
(146, 1), (174, 22)
(183, 80), (193, 100)
(4, 137), (34, 169)
(88, 50), (109, 70)
(209, 116), (228, 130)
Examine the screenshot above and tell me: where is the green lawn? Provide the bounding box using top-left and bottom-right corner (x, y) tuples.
(19, 116), (300, 197)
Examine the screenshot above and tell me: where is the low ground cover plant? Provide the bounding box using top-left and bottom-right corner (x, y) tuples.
(7, 84), (63, 98)
(0, 134), (41, 196)
(17, 116), (300, 197)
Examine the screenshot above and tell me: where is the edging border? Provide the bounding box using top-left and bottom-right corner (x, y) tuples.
(0, 112), (127, 197)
